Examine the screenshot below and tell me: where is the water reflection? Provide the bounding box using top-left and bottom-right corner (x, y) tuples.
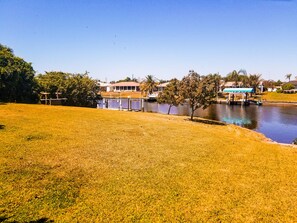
(145, 103), (259, 129)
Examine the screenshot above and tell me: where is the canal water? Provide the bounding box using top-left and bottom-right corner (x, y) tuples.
(98, 99), (297, 144)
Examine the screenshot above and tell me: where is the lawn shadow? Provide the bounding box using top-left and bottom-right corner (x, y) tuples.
(0, 217), (53, 223)
(187, 118), (226, 126)
(29, 218), (54, 223)
(0, 216), (8, 222)
(0, 102), (6, 105)
(0, 124), (5, 130)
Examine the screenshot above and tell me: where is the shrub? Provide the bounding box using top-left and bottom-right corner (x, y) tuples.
(282, 83), (295, 91)
(293, 138), (297, 145)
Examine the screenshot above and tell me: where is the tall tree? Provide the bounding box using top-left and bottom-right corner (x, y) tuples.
(209, 73), (221, 100)
(285, 74), (292, 82)
(262, 80), (275, 91)
(225, 69), (246, 86)
(247, 74), (262, 94)
(35, 71), (69, 98)
(36, 71), (99, 107)
(180, 71), (216, 120)
(0, 44), (38, 103)
(157, 78), (184, 114)
(140, 75), (157, 95)
(64, 73), (99, 107)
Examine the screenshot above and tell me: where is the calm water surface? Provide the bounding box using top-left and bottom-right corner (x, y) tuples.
(98, 99), (297, 144)
(145, 103), (297, 144)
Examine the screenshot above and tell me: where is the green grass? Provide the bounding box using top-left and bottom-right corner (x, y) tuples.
(1, 104), (297, 222)
(262, 92), (297, 102)
(101, 91), (142, 98)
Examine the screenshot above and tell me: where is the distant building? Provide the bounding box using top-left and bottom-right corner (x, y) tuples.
(110, 82), (140, 92)
(98, 82), (111, 92)
(157, 82), (170, 92)
(220, 81), (243, 92)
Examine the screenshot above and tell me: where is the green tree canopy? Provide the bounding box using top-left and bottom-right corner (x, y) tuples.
(225, 69), (247, 86)
(282, 83), (295, 91)
(36, 71), (99, 107)
(0, 44), (38, 102)
(246, 74), (262, 94)
(157, 78), (184, 114)
(36, 71), (69, 98)
(140, 75), (157, 95)
(285, 74), (292, 82)
(180, 71), (216, 120)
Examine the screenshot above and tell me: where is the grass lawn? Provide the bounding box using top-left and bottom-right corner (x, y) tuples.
(0, 104), (297, 222)
(101, 91), (142, 98)
(262, 92), (297, 102)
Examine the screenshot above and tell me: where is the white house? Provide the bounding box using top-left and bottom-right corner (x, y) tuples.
(157, 82), (170, 92)
(110, 82), (140, 92)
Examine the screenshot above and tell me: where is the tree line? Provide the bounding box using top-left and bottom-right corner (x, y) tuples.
(1, 43), (295, 110)
(140, 72), (219, 120)
(0, 44), (99, 107)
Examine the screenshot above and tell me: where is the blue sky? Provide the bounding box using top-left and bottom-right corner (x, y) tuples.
(1, 0), (297, 81)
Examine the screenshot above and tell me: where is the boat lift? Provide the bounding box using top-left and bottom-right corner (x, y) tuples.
(223, 88), (254, 106)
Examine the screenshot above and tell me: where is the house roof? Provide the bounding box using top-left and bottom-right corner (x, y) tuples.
(111, 82), (140, 87)
(98, 82), (110, 87)
(288, 80), (297, 85)
(157, 82), (170, 87)
(222, 81), (243, 87)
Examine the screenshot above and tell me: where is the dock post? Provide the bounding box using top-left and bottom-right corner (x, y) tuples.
(128, 97), (131, 111)
(141, 98), (144, 112)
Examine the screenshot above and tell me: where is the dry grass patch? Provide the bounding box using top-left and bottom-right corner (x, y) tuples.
(262, 92), (297, 102)
(0, 104), (297, 222)
(101, 91), (142, 98)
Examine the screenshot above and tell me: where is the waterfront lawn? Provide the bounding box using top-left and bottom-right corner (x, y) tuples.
(101, 91), (142, 98)
(262, 92), (297, 102)
(0, 104), (297, 222)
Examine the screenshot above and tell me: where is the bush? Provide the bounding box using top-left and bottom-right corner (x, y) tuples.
(282, 83), (295, 91)
(276, 89), (283, 93)
(293, 138), (297, 145)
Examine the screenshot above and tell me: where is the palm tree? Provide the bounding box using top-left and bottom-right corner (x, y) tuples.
(285, 74), (292, 82)
(225, 69), (246, 87)
(140, 75), (157, 95)
(247, 74), (262, 95)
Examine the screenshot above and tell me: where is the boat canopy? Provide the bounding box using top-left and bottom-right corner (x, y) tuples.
(223, 88), (254, 93)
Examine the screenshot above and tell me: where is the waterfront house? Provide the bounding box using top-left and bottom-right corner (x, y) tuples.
(157, 82), (169, 92)
(98, 82), (111, 92)
(220, 81), (243, 92)
(110, 82), (140, 92)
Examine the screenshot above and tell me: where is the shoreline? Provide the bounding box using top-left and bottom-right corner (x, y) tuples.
(262, 101), (297, 105)
(188, 116), (297, 149)
(216, 99), (297, 105)
(237, 125), (297, 148)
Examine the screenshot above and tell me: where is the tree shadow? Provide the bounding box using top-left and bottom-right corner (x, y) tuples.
(29, 218), (54, 223)
(0, 102), (6, 105)
(0, 217), (53, 223)
(188, 118), (226, 126)
(0, 216), (9, 222)
(0, 125), (5, 130)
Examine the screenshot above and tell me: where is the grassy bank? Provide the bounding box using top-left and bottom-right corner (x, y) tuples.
(1, 104), (297, 222)
(101, 91), (142, 98)
(262, 92), (297, 102)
